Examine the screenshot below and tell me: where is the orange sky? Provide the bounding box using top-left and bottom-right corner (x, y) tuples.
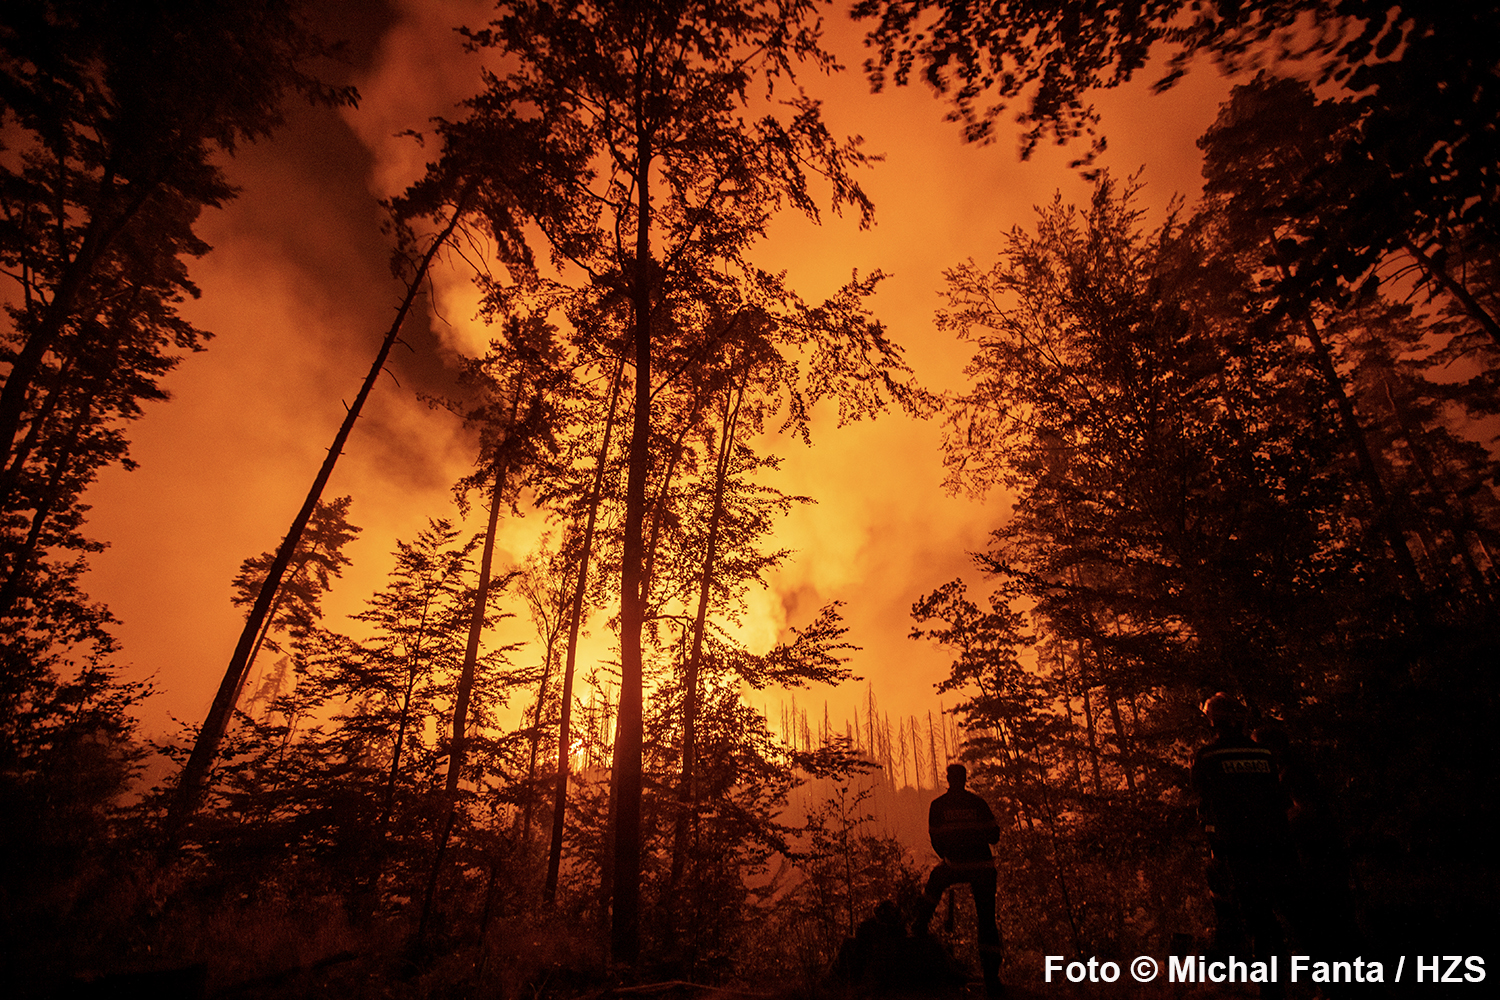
(79, 1), (1232, 747)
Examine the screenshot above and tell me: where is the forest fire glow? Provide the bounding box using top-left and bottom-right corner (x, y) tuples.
(2, 1), (1496, 996)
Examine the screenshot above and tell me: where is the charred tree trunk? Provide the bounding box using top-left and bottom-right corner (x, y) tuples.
(927, 711), (941, 787)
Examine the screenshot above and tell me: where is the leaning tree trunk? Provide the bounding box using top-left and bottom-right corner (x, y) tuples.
(0, 184), (158, 477)
(164, 199), (470, 848)
(0, 303), (135, 609)
(0, 395), (94, 614)
(231, 539), (334, 711)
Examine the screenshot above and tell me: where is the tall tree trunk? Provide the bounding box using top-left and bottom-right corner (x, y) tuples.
(611, 115), (653, 962)
(1055, 646), (1084, 793)
(233, 544), (332, 711)
(544, 353), (626, 903)
(355, 604), (433, 925)
(896, 716), (910, 789)
(936, 701), (952, 766)
(163, 201), (470, 846)
(1032, 761), (1084, 955)
(669, 375), (746, 888)
(639, 397), (704, 604)
(1101, 613), (1138, 796)
(419, 438), (512, 942)
(0, 395), (93, 614)
(927, 710), (941, 787)
(0, 181), (153, 473)
(989, 714), (1031, 829)
(1104, 688), (1136, 797)
(450, 408), (522, 791)
(909, 716), (923, 791)
(638, 310), (742, 605)
(519, 625), (559, 846)
(883, 713), (895, 782)
(0, 337), (83, 513)
(0, 303), (129, 608)
(381, 597), (435, 833)
(1076, 643), (1103, 796)
(381, 671), (419, 832)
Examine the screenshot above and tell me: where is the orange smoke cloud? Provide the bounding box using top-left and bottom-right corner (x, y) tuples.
(81, 2), (1230, 745)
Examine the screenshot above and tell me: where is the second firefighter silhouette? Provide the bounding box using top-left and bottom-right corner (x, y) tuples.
(1192, 693), (1293, 997)
(915, 764), (1005, 996)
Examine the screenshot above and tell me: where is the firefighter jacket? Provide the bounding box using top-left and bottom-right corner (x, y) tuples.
(928, 787), (1001, 864)
(1191, 733), (1292, 847)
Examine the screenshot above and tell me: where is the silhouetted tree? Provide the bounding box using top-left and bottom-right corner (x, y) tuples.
(543, 352), (626, 904)
(445, 0), (882, 959)
(229, 496), (361, 706)
(930, 166), (1500, 956)
(0, 0), (354, 629)
(0, 2), (357, 872)
(166, 194), (473, 844)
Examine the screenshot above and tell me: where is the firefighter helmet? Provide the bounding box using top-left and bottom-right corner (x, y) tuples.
(1203, 691), (1247, 726)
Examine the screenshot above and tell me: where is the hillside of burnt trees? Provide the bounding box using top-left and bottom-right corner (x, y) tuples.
(3, 2), (1496, 997)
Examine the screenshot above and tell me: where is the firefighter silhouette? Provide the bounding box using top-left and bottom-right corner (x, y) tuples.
(1193, 693), (1293, 998)
(913, 763), (1004, 997)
